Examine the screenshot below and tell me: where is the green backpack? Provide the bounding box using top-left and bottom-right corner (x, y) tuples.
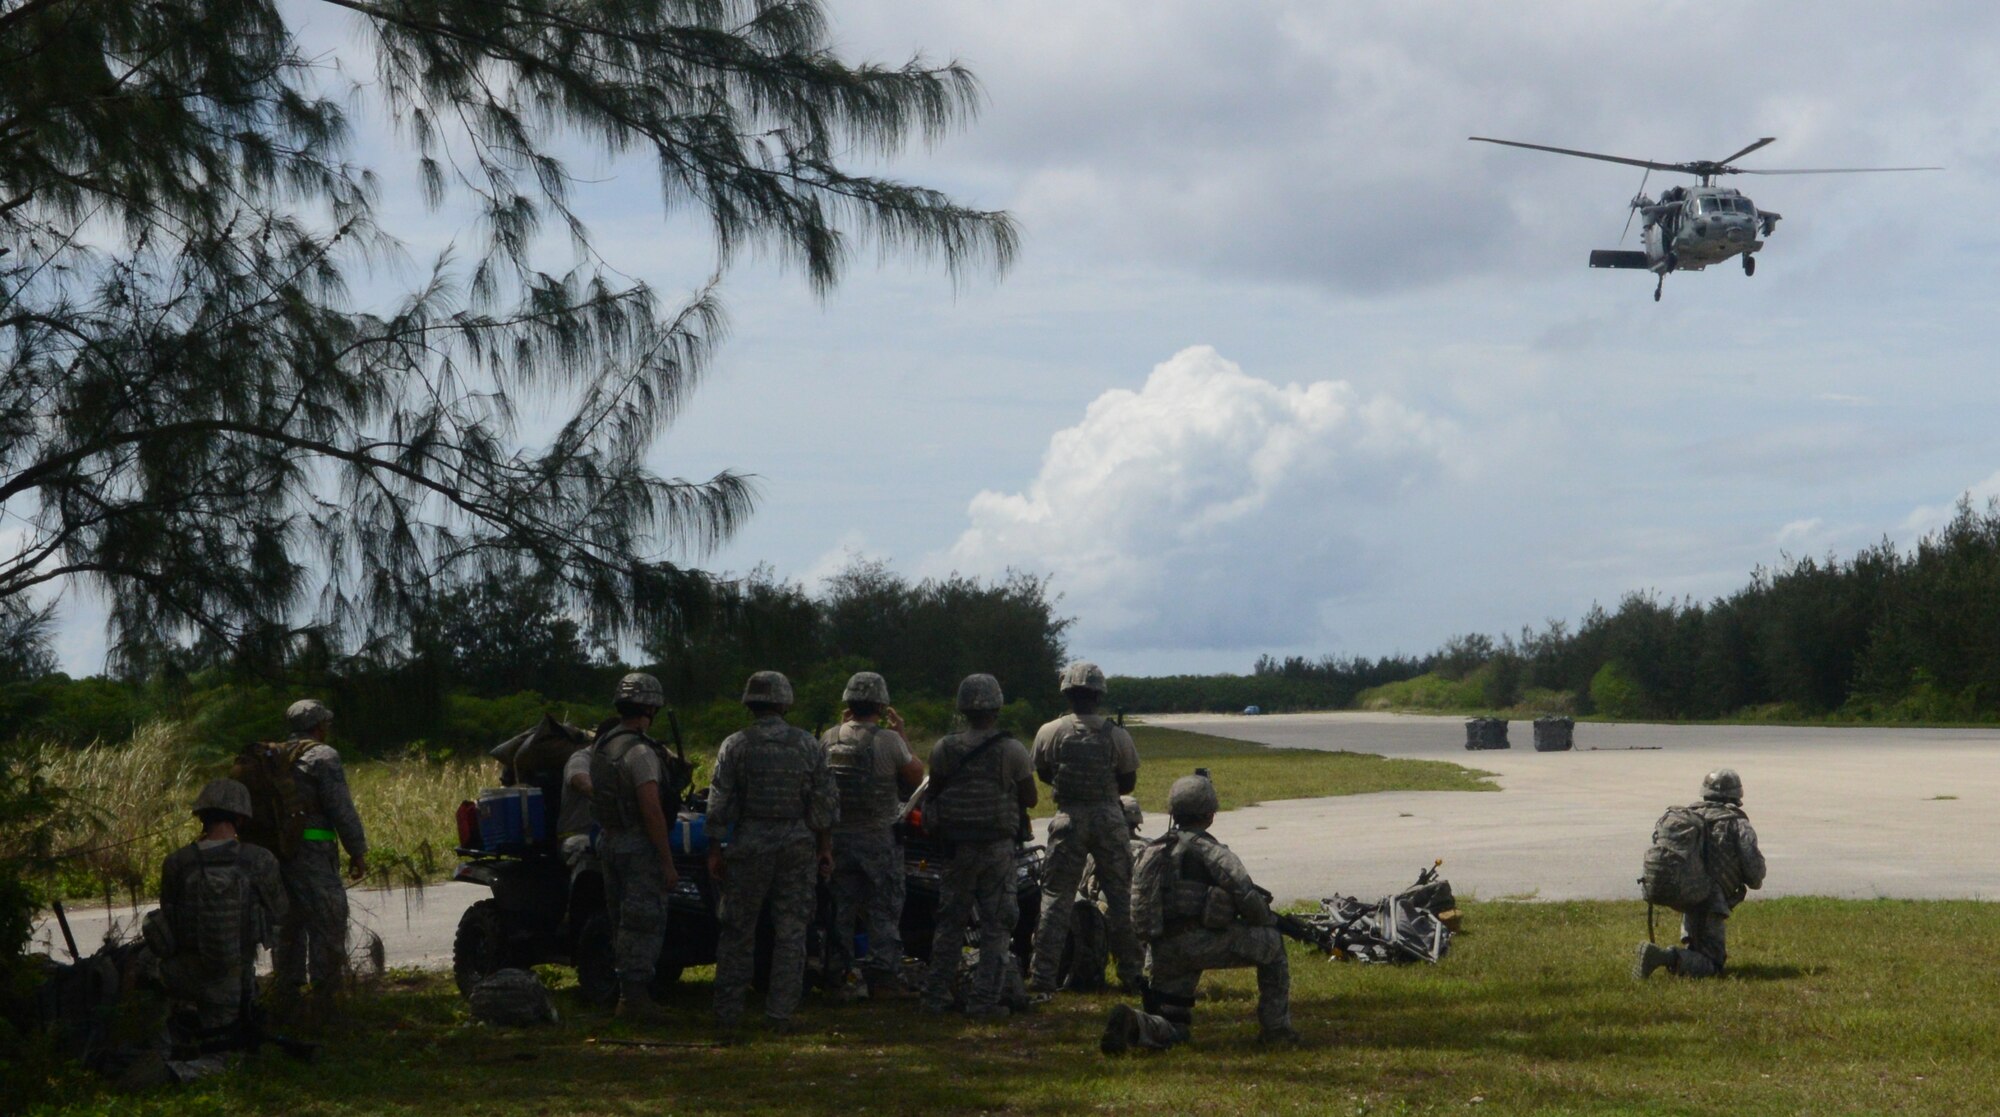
(231, 740), (313, 859)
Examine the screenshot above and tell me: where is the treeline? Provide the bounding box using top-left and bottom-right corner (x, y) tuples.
(1111, 654), (1430, 714)
(0, 559), (1070, 756)
(1120, 499), (2000, 723)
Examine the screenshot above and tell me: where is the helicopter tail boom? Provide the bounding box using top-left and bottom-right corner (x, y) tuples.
(1587, 250), (1650, 270)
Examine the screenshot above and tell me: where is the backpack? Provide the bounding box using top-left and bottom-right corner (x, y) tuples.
(182, 844), (255, 965)
(231, 740), (313, 859)
(1061, 900), (1109, 991)
(1130, 832), (1182, 942)
(1640, 805), (1715, 911)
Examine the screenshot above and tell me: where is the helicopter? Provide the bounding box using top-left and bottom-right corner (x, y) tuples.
(1469, 136), (1940, 300)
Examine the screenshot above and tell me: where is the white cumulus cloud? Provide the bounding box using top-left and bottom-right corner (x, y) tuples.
(940, 346), (1457, 653)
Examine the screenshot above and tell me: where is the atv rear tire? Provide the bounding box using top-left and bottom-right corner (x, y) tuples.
(452, 898), (506, 996)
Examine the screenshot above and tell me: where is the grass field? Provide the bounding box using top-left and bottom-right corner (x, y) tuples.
(1098, 724), (1498, 821)
(27, 897), (2000, 1116)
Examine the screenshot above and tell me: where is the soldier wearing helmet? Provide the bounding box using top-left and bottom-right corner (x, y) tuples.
(1636, 768), (1766, 980)
(588, 672), (679, 1022)
(1100, 772), (1299, 1054)
(819, 672), (925, 999)
(263, 699), (367, 1003)
(706, 671), (839, 1033)
(1028, 661), (1143, 996)
(141, 780), (288, 1083)
(920, 674), (1039, 1019)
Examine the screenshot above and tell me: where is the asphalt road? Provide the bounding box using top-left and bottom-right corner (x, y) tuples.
(33, 712), (2000, 968)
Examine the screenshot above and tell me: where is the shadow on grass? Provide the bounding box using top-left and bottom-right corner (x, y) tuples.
(1725, 962), (1820, 981)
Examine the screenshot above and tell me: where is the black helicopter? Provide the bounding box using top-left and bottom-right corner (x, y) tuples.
(1470, 137), (1939, 300)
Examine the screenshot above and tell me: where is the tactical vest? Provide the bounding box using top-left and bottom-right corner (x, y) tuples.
(929, 730), (1020, 843)
(825, 722), (898, 827)
(171, 842), (254, 966)
(1050, 715), (1121, 804)
(590, 727), (655, 831)
(738, 721), (817, 822)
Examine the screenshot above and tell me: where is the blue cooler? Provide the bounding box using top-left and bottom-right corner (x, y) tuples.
(477, 787), (547, 848)
(673, 811), (708, 854)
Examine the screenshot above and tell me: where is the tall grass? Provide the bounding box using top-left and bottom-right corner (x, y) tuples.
(20, 722), (492, 902)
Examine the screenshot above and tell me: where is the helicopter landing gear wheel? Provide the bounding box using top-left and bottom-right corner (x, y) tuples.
(1743, 254), (1755, 276)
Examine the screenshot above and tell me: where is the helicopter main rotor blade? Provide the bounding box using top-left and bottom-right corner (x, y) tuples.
(1732, 165), (1944, 175)
(1468, 137), (1681, 173)
(1714, 137), (1777, 166)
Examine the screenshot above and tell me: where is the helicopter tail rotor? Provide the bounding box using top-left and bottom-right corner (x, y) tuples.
(1619, 167), (1651, 245)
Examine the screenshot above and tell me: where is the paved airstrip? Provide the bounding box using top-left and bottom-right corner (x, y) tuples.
(33, 713), (2000, 967)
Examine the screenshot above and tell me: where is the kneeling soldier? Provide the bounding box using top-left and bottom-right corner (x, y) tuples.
(1102, 772), (1299, 1052)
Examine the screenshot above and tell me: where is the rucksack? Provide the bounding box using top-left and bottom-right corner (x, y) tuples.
(180, 843), (255, 965)
(231, 740), (313, 860)
(1640, 805), (1715, 911)
(1130, 832), (1182, 942)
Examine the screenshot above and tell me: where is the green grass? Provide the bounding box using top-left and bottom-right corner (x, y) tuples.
(1083, 724), (1496, 821)
(30, 897), (2000, 1116)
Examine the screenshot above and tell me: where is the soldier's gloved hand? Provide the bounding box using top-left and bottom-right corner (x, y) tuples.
(707, 848), (725, 881)
(817, 848), (834, 879)
(348, 854), (368, 882)
(883, 705), (905, 733)
(660, 852), (680, 889)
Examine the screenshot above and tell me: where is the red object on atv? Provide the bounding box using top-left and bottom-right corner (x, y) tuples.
(456, 799), (480, 849)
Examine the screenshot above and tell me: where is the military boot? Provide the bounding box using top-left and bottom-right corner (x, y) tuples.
(1258, 1025), (1304, 1048)
(618, 980), (670, 1024)
(1100, 1003), (1142, 1056)
(1633, 942), (1675, 980)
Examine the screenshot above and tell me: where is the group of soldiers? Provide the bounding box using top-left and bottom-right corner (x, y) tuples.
(139, 666), (1771, 1082)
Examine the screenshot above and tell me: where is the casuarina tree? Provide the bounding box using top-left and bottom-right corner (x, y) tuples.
(0, 0), (1015, 668)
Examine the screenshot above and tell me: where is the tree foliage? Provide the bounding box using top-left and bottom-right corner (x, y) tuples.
(0, 0), (1014, 666)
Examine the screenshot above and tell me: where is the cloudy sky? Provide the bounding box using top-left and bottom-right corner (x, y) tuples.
(45, 2), (2000, 674)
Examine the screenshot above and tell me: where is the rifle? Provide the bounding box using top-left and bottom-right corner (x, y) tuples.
(1256, 885), (1338, 955)
(664, 710), (694, 803)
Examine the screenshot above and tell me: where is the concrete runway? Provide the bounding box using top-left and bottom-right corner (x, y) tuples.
(1148, 711), (2000, 906)
(33, 712), (2000, 967)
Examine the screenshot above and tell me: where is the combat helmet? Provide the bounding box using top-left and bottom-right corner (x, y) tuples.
(842, 671), (891, 706)
(615, 672), (666, 709)
(742, 670), (795, 708)
(1120, 794), (1144, 832)
(1167, 772), (1219, 822)
(192, 778), (254, 820)
(1059, 661), (1107, 695)
(956, 673), (1004, 713)
(286, 698), (333, 734)
(1701, 768), (1743, 804)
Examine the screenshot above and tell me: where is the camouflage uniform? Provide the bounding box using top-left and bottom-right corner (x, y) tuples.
(157, 832), (286, 1078)
(1674, 800), (1766, 977)
(707, 714), (839, 1026)
(558, 746), (597, 880)
(1120, 832), (1288, 1048)
(821, 719), (916, 990)
(1030, 712), (1142, 990)
(922, 722), (1035, 1016)
(274, 739), (367, 994)
(590, 724), (672, 986)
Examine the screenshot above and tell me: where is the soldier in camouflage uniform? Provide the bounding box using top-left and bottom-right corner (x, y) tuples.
(1100, 773), (1299, 1053)
(272, 699), (367, 1000)
(1029, 662), (1142, 995)
(706, 671), (839, 1032)
(589, 673), (680, 1022)
(820, 671), (924, 999)
(149, 779), (288, 1083)
(1636, 768), (1767, 980)
(922, 674), (1039, 1020)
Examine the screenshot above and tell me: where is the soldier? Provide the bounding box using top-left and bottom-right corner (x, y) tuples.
(271, 699), (367, 1001)
(921, 674), (1038, 1020)
(820, 671), (924, 999)
(143, 779), (288, 1084)
(705, 671), (838, 1033)
(557, 727), (597, 880)
(1100, 773), (1299, 1053)
(1028, 662), (1142, 996)
(1636, 768), (1767, 979)
(588, 672), (680, 1021)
